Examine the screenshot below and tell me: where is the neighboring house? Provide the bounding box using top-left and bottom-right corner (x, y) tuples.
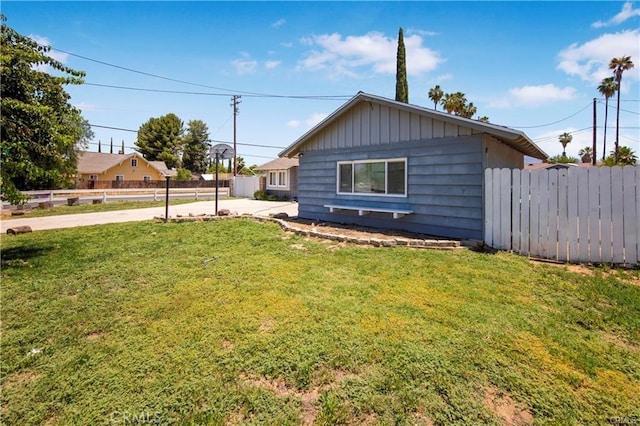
(279, 92), (547, 240)
(257, 157), (299, 200)
(76, 152), (174, 187)
(525, 162), (592, 170)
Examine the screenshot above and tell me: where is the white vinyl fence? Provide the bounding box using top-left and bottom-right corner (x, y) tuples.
(484, 166), (639, 266)
(233, 176), (262, 198)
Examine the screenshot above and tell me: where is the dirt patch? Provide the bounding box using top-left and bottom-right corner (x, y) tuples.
(281, 217), (444, 243)
(3, 371), (38, 391)
(86, 332), (104, 341)
(602, 332), (640, 353)
(290, 243), (307, 251)
(221, 340), (234, 351)
(240, 368), (362, 425)
(258, 319), (275, 333)
(483, 386), (534, 425)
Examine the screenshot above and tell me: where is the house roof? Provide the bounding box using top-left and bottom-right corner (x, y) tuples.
(279, 92), (548, 160)
(257, 157), (299, 171)
(77, 152), (173, 176)
(525, 162), (593, 170)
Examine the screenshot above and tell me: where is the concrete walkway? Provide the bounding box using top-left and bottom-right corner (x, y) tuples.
(1, 199), (298, 233)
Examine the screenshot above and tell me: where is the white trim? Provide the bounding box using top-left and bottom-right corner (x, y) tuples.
(336, 157), (407, 197)
(131, 158), (138, 167)
(324, 204), (413, 219)
(266, 169), (290, 190)
(115, 175), (124, 182)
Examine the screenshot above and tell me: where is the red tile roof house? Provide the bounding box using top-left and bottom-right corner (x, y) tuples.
(279, 92), (547, 241)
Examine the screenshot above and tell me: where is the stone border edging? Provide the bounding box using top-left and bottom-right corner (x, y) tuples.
(155, 214), (463, 250)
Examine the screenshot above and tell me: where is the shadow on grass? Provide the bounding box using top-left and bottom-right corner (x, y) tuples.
(1, 245), (53, 267)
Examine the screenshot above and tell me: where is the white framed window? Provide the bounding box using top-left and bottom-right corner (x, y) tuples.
(131, 158), (138, 167)
(115, 175), (124, 182)
(267, 170), (288, 189)
(89, 175), (98, 181)
(143, 175), (151, 183)
(337, 158), (407, 197)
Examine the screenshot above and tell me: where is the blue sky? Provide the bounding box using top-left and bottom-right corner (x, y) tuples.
(4, 1), (639, 166)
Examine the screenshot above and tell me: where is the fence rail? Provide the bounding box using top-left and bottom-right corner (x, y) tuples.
(484, 166), (639, 266)
(2, 187), (230, 209)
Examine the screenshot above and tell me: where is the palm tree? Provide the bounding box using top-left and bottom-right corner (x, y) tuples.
(558, 132), (573, 157)
(478, 116), (490, 123)
(616, 146), (638, 166)
(597, 77), (618, 161)
(460, 102), (477, 119)
(428, 85), (444, 110)
(441, 93), (456, 114)
(609, 56), (635, 162)
(578, 146), (593, 164)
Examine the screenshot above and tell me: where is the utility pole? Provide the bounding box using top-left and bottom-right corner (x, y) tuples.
(231, 95), (242, 176)
(592, 97), (597, 165)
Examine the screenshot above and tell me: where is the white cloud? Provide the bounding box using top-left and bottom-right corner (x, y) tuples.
(488, 84), (576, 108)
(73, 102), (99, 112)
(306, 112), (328, 128)
(272, 18), (286, 28)
(28, 34), (68, 71)
(265, 60), (281, 70)
(557, 29), (640, 83)
(286, 120), (301, 128)
(407, 28), (438, 37)
(232, 53), (257, 75)
(281, 42), (294, 48)
(592, 1), (640, 28)
(510, 84), (577, 105)
(298, 31), (442, 78)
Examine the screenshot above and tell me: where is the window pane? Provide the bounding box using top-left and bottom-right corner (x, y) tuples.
(387, 161), (406, 194)
(355, 162), (385, 193)
(279, 171), (286, 186)
(269, 172), (276, 185)
(339, 164), (353, 193)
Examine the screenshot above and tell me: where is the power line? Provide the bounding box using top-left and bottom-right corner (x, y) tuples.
(511, 102), (593, 129)
(52, 47), (351, 100)
(598, 100), (640, 115)
(89, 123), (285, 149)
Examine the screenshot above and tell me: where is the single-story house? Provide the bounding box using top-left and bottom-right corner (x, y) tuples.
(525, 162), (592, 170)
(279, 92), (547, 241)
(75, 152), (174, 187)
(257, 157), (299, 200)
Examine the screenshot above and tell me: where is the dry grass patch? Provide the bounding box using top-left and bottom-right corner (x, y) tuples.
(483, 386), (534, 426)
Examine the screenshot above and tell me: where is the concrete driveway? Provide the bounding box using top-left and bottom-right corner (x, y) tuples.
(1, 199), (298, 233)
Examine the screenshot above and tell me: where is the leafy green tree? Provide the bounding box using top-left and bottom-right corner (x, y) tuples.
(441, 92), (466, 114)
(182, 119), (209, 173)
(428, 85), (443, 110)
(547, 154), (578, 164)
(395, 27), (408, 103)
(578, 146), (593, 164)
(602, 146), (637, 166)
(135, 113), (184, 169)
(609, 56), (634, 162)
(76, 118), (94, 150)
(1, 15), (87, 203)
(235, 156), (246, 174)
(558, 132), (573, 157)
(597, 77), (617, 161)
(175, 168), (192, 181)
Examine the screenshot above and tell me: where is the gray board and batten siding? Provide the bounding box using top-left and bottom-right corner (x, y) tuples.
(281, 93), (546, 241)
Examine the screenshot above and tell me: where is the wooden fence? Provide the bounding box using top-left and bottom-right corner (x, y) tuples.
(484, 166), (639, 266)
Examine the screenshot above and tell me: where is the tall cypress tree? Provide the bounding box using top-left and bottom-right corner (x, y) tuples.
(395, 27), (409, 103)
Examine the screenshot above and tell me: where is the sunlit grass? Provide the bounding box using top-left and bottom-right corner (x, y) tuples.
(3, 199), (208, 219)
(1, 219), (639, 424)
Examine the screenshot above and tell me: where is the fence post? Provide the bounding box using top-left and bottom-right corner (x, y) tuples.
(103, 191), (107, 203)
(154, 189), (158, 202)
(49, 191), (54, 203)
(195, 187), (199, 200)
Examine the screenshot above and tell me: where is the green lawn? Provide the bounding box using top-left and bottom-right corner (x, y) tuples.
(1, 219), (639, 425)
(3, 199), (209, 219)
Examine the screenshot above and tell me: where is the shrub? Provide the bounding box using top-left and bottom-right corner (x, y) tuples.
(253, 190), (267, 200)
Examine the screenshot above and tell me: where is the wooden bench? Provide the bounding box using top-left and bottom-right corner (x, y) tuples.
(324, 204), (413, 219)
